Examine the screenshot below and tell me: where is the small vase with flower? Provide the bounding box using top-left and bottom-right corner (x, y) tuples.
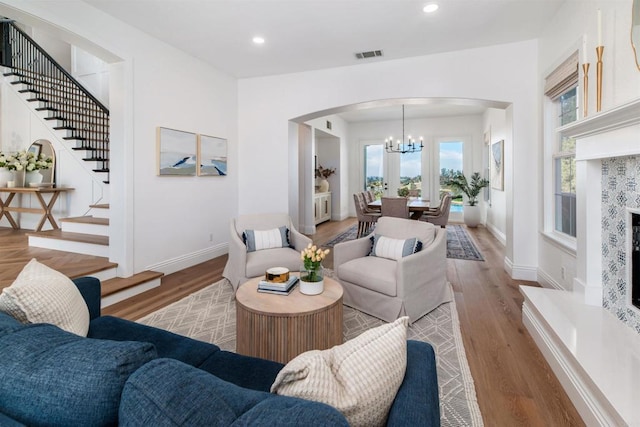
(299, 243), (330, 295)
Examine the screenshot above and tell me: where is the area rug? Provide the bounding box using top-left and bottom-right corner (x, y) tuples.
(323, 223), (484, 261)
(138, 278), (484, 426)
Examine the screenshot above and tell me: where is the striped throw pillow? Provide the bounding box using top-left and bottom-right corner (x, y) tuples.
(370, 235), (418, 260)
(243, 226), (289, 252)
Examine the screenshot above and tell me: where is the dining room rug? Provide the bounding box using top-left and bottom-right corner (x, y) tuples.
(137, 277), (484, 427)
(322, 223), (484, 261)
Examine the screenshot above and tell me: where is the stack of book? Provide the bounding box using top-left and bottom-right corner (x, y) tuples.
(257, 275), (299, 295)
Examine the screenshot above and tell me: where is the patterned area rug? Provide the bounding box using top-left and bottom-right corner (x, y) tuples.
(323, 223), (484, 262)
(138, 278), (483, 426)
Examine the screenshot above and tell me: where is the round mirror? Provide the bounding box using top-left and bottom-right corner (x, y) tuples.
(633, 0), (640, 70)
(28, 139), (55, 184)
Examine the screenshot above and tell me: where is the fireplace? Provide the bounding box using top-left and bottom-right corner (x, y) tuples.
(632, 212), (640, 310)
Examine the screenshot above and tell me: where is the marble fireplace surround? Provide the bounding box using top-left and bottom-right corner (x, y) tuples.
(522, 98), (640, 426)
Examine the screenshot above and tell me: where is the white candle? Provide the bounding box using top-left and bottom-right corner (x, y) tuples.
(582, 36), (587, 63)
(597, 9), (602, 46)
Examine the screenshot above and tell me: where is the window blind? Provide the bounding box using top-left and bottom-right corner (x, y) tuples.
(544, 51), (579, 100)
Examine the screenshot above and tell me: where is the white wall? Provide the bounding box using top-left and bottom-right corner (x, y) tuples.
(537, 0), (640, 290)
(0, 1), (238, 277)
(484, 108), (507, 244)
(239, 40), (539, 279)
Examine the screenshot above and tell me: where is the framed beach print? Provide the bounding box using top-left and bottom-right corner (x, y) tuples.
(157, 127), (197, 176)
(491, 139), (504, 191)
(197, 134), (227, 176)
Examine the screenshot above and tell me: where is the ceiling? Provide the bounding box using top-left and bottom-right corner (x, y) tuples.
(83, 0), (563, 79)
(81, 0), (563, 121)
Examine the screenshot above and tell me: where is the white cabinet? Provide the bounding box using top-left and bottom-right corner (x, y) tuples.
(314, 192), (331, 225)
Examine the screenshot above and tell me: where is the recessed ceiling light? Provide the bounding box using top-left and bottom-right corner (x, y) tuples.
(423, 3), (439, 13)
(252, 36), (265, 45)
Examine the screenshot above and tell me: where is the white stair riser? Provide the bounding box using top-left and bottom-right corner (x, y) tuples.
(86, 267), (118, 282)
(28, 235), (108, 257)
(61, 221), (109, 236)
(91, 209), (110, 219)
(101, 278), (162, 308)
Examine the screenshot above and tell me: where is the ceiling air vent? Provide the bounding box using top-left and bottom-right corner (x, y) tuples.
(355, 50), (383, 60)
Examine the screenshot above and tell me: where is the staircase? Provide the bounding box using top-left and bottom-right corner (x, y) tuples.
(1, 20), (161, 306)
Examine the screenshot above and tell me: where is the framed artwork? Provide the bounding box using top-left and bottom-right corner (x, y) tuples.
(157, 127), (197, 176)
(197, 134), (227, 176)
(491, 139), (504, 191)
(28, 142), (42, 158)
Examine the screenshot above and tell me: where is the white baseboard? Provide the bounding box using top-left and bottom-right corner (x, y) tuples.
(146, 242), (228, 275)
(536, 268), (564, 290)
(486, 222), (506, 246)
(504, 256), (538, 281)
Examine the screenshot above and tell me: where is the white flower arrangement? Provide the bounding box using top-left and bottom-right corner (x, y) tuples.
(2, 150), (53, 172)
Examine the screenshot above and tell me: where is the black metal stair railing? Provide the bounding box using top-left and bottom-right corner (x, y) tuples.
(0, 20), (110, 183)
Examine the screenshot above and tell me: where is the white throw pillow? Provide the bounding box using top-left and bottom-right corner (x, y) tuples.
(371, 235), (418, 260)
(271, 316), (408, 427)
(0, 259), (90, 336)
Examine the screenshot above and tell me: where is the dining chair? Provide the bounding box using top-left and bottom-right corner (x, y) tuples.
(421, 193), (452, 228)
(381, 197), (409, 219)
(353, 193), (380, 238)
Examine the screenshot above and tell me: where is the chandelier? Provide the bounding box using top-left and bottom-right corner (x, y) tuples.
(384, 105), (424, 154)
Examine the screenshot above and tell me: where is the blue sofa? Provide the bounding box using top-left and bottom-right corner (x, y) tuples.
(0, 277), (440, 426)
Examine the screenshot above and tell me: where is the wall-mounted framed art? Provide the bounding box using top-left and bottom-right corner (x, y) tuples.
(197, 134), (227, 176)
(157, 127), (197, 176)
(483, 128), (491, 203)
(491, 139), (504, 191)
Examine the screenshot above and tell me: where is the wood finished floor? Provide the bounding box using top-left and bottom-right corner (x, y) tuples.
(0, 221), (583, 426)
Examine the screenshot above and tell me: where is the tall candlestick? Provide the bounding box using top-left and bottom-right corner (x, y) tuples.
(597, 9), (602, 46)
(582, 63), (590, 117)
(596, 46), (604, 112)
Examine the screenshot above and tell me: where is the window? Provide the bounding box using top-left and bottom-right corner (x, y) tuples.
(545, 52), (579, 239)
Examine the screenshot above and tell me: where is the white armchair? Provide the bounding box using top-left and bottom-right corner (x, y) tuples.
(223, 213), (312, 291)
(333, 217), (450, 323)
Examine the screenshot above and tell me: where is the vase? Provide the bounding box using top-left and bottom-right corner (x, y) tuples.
(463, 205), (482, 228)
(299, 264), (324, 295)
(0, 167), (11, 188)
(25, 170), (43, 186)
(11, 170), (25, 188)
(318, 178), (329, 193)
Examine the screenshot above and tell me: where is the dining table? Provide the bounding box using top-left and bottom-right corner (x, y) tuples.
(367, 198), (432, 220)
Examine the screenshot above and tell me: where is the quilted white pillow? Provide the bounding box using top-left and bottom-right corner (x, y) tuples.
(271, 316), (408, 427)
(0, 259), (90, 336)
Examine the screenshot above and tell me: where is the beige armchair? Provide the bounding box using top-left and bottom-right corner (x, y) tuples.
(223, 213), (312, 291)
(334, 217), (450, 323)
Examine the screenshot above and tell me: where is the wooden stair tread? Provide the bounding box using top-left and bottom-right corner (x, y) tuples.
(102, 271), (164, 297)
(90, 203), (109, 209)
(60, 216), (109, 226)
(27, 230), (109, 245)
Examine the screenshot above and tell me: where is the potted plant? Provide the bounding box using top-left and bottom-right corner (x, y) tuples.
(315, 165), (336, 193)
(299, 243), (330, 295)
(444, 171), (489, 227)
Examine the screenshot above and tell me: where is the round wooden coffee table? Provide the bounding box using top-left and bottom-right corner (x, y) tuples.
(235, 274), (343, 364)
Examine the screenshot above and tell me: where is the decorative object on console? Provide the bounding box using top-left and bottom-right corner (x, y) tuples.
(384, 105), (423, 154)
(197, 134), (227, 176)
(300, 243), (329, 295)
(596, 9), (604, 112)
(315, 165), (336, 193)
